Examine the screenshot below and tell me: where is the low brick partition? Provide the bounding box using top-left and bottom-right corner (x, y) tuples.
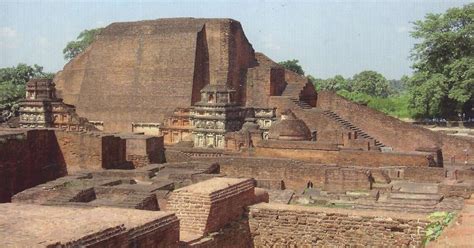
(248, 203), (429, 247)
(168, 177), (256, 235)
(0, 203), (179, 247)
(254, 146), (431, 167)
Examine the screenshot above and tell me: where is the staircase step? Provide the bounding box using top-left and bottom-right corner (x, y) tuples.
(390, 192), (443, 202)
(391, 181), (439, 194)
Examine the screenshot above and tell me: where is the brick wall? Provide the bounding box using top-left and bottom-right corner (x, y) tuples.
(0, 130), (67, 202)
(168, 178), (256, 235)
(248, 203), (428, 247)
(209, 157), (372, 191)
(323, 168), (372, 192)
(317, 91), (474, 163)
(253, 145), (430, 167)
(403, 167), (446, 183)
(55, 131), (127, 171)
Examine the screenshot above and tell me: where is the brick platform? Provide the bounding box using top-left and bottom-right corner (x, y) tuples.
(0, 203), (179, 247)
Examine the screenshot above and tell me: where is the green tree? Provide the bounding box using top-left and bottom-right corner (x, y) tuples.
(63, 28), (103, 60)
(351, 70), (392, 98)
(279, 59), (305, 75)
(0, 64), (52, 113)
(311, 75), (351, 92)
(408, 3), (473, 119)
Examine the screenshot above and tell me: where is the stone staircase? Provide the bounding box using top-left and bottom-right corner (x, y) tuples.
(281, 83), (305, 97)
(281, 83), (313, 109)
(322, 110), (386, 149)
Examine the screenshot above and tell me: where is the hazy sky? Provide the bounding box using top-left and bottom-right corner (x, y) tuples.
(0, 0), (470, 79)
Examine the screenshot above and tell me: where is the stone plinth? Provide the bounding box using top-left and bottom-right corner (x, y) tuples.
(168, 177), (256, 235)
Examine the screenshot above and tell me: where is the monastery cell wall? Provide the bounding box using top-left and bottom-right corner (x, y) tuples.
(0, 130), (67, 202)
(248, 203), (428, 247)
(55, 131), (126, 171)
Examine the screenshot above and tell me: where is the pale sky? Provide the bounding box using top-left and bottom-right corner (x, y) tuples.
(0, 0), (470, 79)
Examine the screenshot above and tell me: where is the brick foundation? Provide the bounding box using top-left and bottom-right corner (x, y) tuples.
(248, 203), (429, 247)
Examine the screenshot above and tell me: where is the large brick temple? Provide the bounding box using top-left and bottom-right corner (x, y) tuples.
(1, 18), (474, 247)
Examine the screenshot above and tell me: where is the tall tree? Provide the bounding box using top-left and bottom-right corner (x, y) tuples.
(0, 64), (53, 114)
(408, 3), (473, 119)
(63, 28), (103, 60)
(279, 59), (305, 75)
(351, 70), (392, 98)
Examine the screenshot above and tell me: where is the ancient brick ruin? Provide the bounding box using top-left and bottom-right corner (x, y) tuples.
(1, 18), (474, 247)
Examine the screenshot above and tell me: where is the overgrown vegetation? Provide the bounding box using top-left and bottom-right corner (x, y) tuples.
(423, 211), (455, 245)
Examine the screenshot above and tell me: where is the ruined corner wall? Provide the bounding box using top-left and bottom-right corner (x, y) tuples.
(120, 135), (165, 168)
(0, 130), (67, 202)
(54, 131), (126, 172)
(245, 53), (286, 108)
(317, 91), (474, 162)
(248, 203), (428, 247)
(168, 178), (256, 235)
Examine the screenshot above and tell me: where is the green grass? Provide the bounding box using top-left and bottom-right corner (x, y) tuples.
(423, 211), (456, 246)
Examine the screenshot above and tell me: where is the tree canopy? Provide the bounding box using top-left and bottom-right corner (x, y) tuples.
(63, 28), (103, 60)
(0, 64), (53, 113)
(407, 3), (473, 119)
(351, 71), (392, 98)
(279, 59), (305, 75)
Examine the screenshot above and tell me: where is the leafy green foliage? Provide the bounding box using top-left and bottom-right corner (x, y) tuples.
(311, 75), (351, 92)
(423, 211), (455, 245)
(63, 28), (103, 60)
(337, 90), (413, 118)
(279, 59), (305, 75)
(0, 64), (53, 113)
(351, 70), (393, 98)
(407, 3), (474, 119)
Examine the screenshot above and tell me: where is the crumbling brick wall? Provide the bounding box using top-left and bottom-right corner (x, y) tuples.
(248, 203), (428, 247)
